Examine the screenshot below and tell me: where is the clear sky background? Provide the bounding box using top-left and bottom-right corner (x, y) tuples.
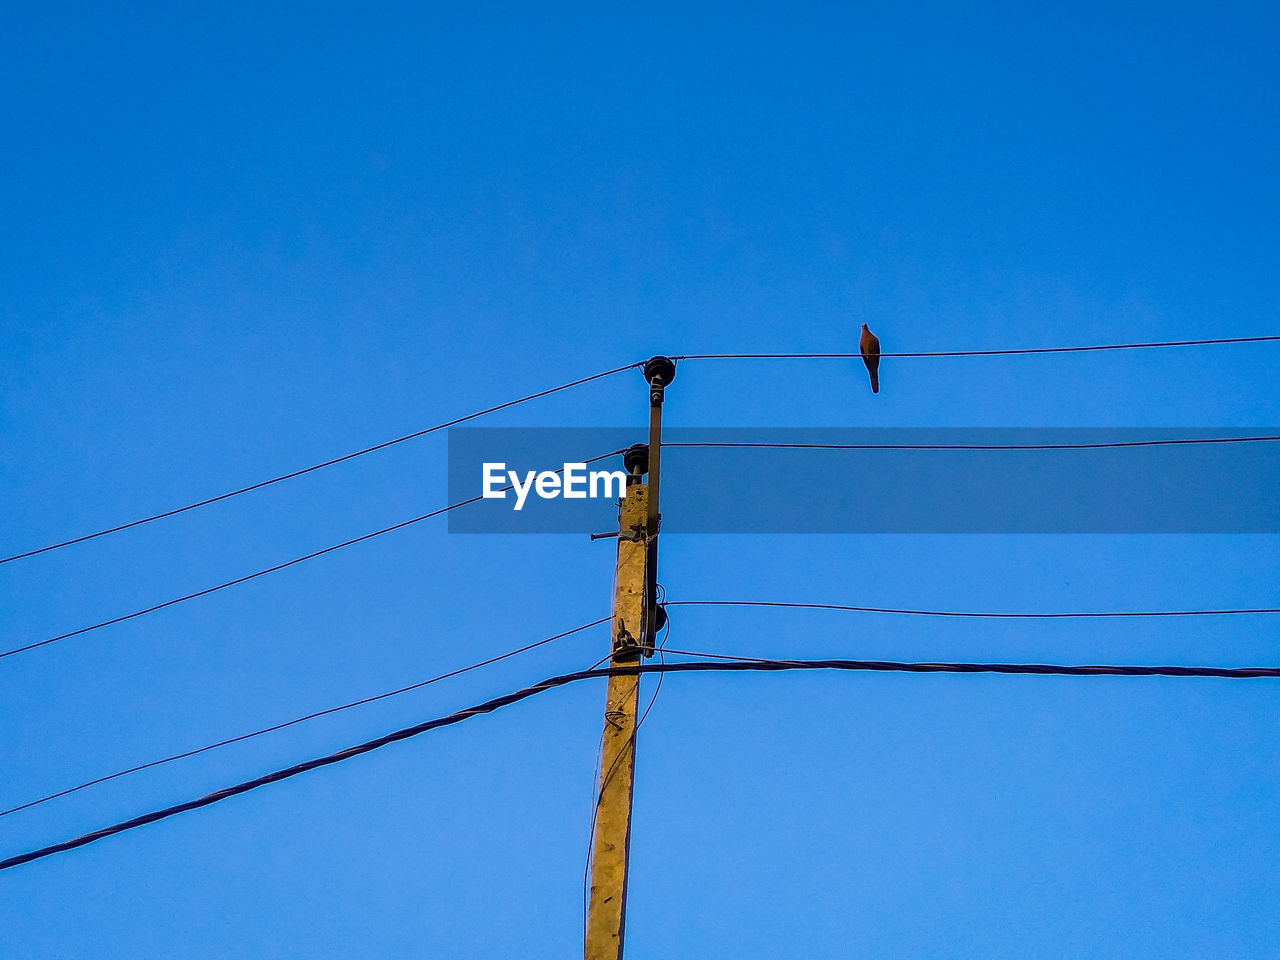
(2, 3), (1278, 957)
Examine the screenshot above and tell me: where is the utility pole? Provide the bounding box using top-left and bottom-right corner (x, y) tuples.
(584, 357), (676, 960)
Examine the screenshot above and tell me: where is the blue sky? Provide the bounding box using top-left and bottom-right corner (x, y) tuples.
(2, 2), (1278, 957)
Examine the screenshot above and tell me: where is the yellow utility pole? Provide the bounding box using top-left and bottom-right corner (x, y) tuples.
(584, 358), (675, 960)
(584, 473), (647, 960)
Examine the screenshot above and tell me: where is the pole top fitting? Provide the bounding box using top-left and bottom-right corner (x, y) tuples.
(643, 356), (677, 388)
(623, 443), (649, 477)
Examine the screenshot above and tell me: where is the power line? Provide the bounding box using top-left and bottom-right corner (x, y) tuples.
(5, 339), (1277, 567)
(1, 450), (624, 661)
(664, 436), (1280, 452)
(0, 363), (641, 566)
(2, 498), (479, 660)
(643, 657), (1280, 678)
(5, 655), (1277, 873)
(672, 334), (1280, 361)
(664, 600), (1280, 619)
(0, 618), (611, 820)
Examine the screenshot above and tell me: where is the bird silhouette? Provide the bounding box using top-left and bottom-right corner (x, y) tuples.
(859, 323), (881, 393)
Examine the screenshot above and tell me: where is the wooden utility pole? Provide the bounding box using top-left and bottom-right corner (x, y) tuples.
(584, 358), (675, 960)
(584, 473), (647, 959)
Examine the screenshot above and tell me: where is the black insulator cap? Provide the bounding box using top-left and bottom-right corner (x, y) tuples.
(623, 443), (649, 476)
(643, 356), (677, 388)
(653, 603), (668, 634)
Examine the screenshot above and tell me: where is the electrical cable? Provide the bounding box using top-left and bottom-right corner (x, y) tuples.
(1, 363), (642, 566)
(0, 617), (611, 820)
(5, 654), (1277, 873)
(672, 335), (1280, 360)
(6, 338), (1277, 567)
(663, 436), (1280, 452)
(2, 450), (625, 661)
(663, 600), (1280, 619)
(16, 596), (1269, 816)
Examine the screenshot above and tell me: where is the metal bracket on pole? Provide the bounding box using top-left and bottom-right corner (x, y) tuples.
(640, 357), (675, 659)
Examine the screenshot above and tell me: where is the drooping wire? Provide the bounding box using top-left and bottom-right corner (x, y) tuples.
(6, 338), (1278, 567)
(637, 587), (672, 735)
(17, 598), (1271, 817)
(0, 618), (611, 820)
(671, 335), (1280, 360)
(663, 600), (1280, 619)
(663, 436), (1280, 452)
(4, 654), (1279, 873)
(1, 362), (642, 566)
(2, 450), (625, 661)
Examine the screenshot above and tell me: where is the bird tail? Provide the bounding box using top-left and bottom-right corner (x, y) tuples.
(870, 373), (880, 394)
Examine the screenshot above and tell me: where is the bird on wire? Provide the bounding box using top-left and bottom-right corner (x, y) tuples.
(859, 323), (881, 393)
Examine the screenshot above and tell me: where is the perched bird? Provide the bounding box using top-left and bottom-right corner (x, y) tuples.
(859, 323), (881, 393)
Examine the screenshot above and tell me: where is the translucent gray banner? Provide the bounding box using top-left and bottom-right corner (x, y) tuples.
(447, 428), (1280, 533)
